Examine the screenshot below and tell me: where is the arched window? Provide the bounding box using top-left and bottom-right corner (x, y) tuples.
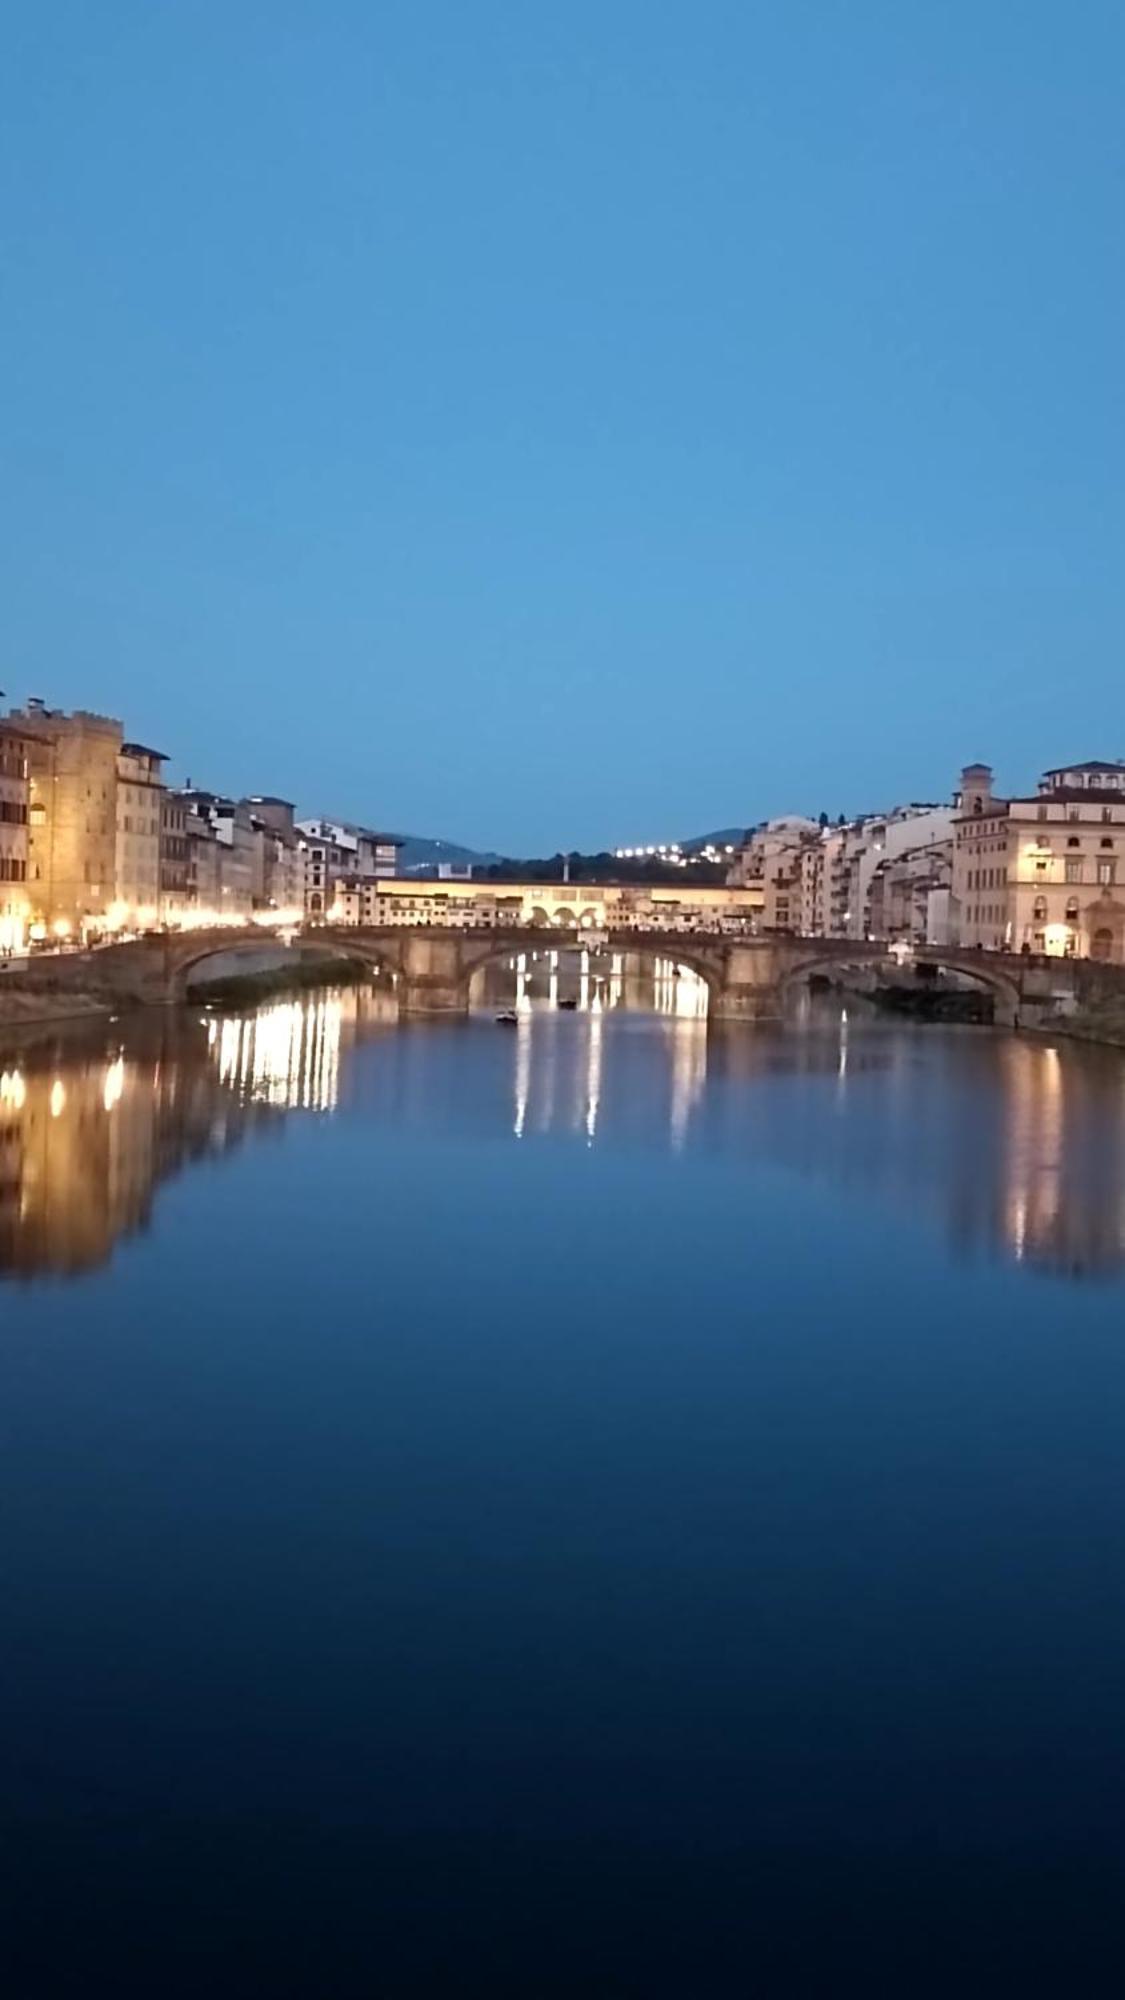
(1092, 927), (1115, 962)
(1065, 898), (1079, 922)
(1033, 895), (1048, 921)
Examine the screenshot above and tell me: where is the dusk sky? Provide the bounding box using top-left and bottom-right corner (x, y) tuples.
(3, 2), (1123, 852)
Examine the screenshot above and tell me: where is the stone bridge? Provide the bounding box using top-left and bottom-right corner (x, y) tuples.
(6, 924), (1115, 1028)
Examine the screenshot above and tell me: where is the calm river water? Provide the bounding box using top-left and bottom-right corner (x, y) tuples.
(2, 976), (1125, 1994)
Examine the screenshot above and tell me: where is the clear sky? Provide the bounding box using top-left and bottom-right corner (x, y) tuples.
(3, 2), (1123, 852)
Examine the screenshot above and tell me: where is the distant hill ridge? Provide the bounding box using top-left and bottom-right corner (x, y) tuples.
(394, 827), (747, 874)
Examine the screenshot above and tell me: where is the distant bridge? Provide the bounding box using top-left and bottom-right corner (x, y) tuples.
(7, 923), (1117, 1028)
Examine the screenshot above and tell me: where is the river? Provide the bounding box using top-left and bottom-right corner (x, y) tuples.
(2, 975), (1124, 1994)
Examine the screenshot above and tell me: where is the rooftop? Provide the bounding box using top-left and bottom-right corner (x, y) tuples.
(1042, 760), (1125, 776)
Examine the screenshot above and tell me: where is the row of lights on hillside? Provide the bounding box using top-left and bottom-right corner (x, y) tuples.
(613, 843), (735, 866)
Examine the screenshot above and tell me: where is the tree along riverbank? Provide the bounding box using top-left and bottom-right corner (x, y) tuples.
(186, 956), (376, 1008)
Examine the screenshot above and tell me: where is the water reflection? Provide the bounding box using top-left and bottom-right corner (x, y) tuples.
(210, 994), (344, 1111)
(0, 989), (392, 1280)
(1, 988), (1125, 1282)
(479, 947), (709, 1019)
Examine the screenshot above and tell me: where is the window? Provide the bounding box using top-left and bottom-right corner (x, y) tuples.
(1067, 836), (1080, 848)
(1069, 807), (1080, 822)
(1033, 895), (1048, 921)
(1102, 808), (1113, 824)
(1097, 858), (1116, 887)
(1065, 858), (1083, 883)
(1101, 837), (1114, 849)
(1065, 898), (1080, 922)
(1037, 804), (1049, 821)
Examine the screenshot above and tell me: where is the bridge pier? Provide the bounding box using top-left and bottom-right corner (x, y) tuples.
(398, 932), (471, 1016)
(708, 943), (786, 1023)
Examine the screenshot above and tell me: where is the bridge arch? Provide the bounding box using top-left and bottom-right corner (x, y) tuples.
(456, 931), (726, 1009)
(775, 944), (1022, 1025)
(166, 932), (400, 1003)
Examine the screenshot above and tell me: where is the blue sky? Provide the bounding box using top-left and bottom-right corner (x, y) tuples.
(3, 2), (1123, 851)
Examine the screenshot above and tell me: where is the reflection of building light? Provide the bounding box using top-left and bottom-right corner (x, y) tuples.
(585, 1006), (603, 1142)
(49, 1079), (66, 1118)
(53, 918), (71, 940)
(103, 1057), (125, 1111)
(668, 1017), (707, 1149)
(652, 957), (709, 1018)
(513, 1011), (531, 1137)
(210, 996), (342, 1111)
(0, 1069), (26, 1110)
(1003, 1041), (1063, 1262)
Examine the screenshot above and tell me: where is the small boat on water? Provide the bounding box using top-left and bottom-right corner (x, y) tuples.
(495, 1010), (519, 1026)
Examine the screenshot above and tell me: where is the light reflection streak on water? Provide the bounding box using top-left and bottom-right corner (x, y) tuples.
(208, 997), (342, 1111)
(1005, 1040), (1063, 1263)
(668, 1017), (708, 1151)
(513, 1011), (532, 1139)
(585, 1003), (603, 1143)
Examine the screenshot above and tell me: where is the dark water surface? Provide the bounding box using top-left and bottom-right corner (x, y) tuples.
(2, 989), (1124, 1994)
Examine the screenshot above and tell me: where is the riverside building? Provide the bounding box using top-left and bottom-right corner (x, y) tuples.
(114, 742), (167, 930)
(7, 703), (123, 940)
(729, 803), (954, 943)
(952, 760), (1125, 961)
(0, 719), (35, 952)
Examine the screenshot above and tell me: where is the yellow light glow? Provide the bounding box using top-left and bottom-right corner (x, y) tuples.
(103, 1057), (125, 1111)
(49, 1080), (66, 1118)
(53, 918), (71, 939)
(0, 1070), (26, 1109)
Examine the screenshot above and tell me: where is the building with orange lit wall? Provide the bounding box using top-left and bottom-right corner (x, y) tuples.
(8, 703), (123, 938)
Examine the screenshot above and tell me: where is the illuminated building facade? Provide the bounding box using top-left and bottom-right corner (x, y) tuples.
(114, 742), (167, 929)
(297, 819), (401, 918)
(0, 719), (34, 952)
(327, 875), (763, 931)
(10, 702), (123, 939)
(160, 792), (191, 920)
(244, 797), (302, 917)
(729, 804), (953, 941)
(952, 760), (1125, 960)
